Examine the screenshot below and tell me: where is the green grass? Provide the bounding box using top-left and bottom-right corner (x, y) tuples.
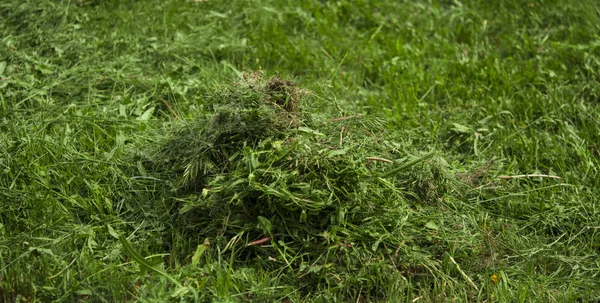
(1, 0), (599, 301)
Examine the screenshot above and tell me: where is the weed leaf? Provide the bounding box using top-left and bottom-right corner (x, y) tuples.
(119, 235), (183, 288)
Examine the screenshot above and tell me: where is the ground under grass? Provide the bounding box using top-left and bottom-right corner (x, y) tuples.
(1, 0), (599, 302)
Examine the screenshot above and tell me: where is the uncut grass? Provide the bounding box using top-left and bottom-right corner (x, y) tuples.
(1, 0), (599, 302)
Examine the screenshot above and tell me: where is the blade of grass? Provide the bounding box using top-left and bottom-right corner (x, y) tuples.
(380, 151), (436, 178)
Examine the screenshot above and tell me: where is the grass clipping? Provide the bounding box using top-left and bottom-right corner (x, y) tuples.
(146, 73), (445, 295)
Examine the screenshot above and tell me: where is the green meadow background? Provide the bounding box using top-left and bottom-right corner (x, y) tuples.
(1, 0), (599, 302)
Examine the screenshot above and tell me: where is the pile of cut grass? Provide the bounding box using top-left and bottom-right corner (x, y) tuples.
(133, 73), (457, 300)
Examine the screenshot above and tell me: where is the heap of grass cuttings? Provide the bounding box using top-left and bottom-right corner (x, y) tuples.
(149, 72), (305, 190)
(142, 73), (454, 297)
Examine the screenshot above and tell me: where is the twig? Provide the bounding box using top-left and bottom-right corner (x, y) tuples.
(498, 174), (561, 180)
(247, 237), (271, 246)
(339, 127), (344, 146)
(329, 114), (364, 122)
(447, 255), (478, 291)
(362, 129), (375, 137)
(161, 99), (180, 119)
(366, 157), (393, 164)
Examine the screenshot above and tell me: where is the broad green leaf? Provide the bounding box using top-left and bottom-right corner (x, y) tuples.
(191, 240), (209, 266)
(138, 106), (155, 121)
(327, 148), (348, 158)
(257, 216), (273, 234)
(179, 203), (195, 215)
(29, 247), (54, 256)
(425, 221), (439, 230)
(75, 289), (93, 296)
(451, 123), (471, 134)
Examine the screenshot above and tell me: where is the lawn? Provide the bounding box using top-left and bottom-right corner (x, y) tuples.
(1, 0), (599, 302)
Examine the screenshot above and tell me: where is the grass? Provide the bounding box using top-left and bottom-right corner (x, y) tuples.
(1, 0), (599, 301)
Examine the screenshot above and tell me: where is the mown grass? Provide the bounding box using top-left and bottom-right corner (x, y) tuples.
(1, 0), (599, 302)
